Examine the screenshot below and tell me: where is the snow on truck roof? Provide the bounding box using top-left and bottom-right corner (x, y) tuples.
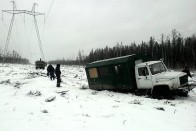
(85, 54), (150, 68)
(136, 61), (161, 67)
(91, 54), (136, 63)
(85, 54), (136, 68)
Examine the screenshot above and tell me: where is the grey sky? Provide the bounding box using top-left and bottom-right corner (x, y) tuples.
(0, 0), (196, 62)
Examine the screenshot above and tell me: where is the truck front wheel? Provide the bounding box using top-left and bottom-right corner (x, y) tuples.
(152, 86), (174, 100)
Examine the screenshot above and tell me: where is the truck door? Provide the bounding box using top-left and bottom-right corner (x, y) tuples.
(135, 67), (153, 89)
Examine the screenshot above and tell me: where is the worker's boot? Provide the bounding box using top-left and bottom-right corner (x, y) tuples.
(56, 83), (60, 87)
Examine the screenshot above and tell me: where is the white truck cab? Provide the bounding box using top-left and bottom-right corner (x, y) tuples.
(135, 61), (188, 95)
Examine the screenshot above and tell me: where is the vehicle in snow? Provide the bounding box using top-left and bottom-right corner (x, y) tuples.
(85, 54), (190, 97)
(35, 59), (47, 69)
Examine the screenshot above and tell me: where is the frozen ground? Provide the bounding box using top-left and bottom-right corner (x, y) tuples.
(0, 64), (196, 131)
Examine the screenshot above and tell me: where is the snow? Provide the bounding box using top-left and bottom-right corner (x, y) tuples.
(0, 64), (196, 131)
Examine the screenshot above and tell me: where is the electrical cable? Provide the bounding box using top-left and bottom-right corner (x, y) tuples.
(17, 3), (32, 60)
(14, 15), (22, 56)
(41, 0), (55, 44)
(13, 2), (22, 56)
(46, 0), (55, 22)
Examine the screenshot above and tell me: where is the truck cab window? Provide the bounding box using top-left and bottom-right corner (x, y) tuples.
(88, 68), (98, 78)
(138, 67), (149, 76)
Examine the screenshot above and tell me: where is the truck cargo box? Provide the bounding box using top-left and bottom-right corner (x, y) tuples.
(85, 54), (150, 91)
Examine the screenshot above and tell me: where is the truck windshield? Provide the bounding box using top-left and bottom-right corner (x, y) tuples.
(149, 62), (166, 75)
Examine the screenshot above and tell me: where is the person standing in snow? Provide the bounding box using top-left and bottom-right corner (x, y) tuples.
(182, 66), (192, 78)
(55, 64), (61, 87)
(47, 64), (55, 80)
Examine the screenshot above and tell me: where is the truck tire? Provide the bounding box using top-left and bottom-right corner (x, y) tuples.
(151, 87), (159, 99)
(152, 86), (174, 100)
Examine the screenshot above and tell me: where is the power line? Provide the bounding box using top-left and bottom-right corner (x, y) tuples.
(17, 3), (33, 59)
(41, 0), (55, 46)
(45, 0), (55, 22)
(14, 15), (22, 55)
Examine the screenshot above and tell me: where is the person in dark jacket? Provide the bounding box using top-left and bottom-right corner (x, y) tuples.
(55, 64), (61, 87)
(182, 66), (192, 78)
(47, 64), (55, 80)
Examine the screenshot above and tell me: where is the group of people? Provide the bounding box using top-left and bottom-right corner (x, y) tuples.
(47, 64), (61, 87)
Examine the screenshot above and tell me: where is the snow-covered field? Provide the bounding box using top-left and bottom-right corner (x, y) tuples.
(0, 64), (196, 131)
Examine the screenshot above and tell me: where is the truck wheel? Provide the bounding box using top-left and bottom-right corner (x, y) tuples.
(151, 87), (159, 99)
(152, 86), (174, 100)
(164, 89), (175, 100)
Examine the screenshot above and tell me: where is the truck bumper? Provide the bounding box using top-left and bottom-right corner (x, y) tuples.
(175, 84), (195, 96)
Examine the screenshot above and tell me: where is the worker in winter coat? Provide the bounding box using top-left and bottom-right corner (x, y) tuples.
(55, 64), (61, 87)
(182, 66), (192, 78)
(47, 64), (55, 80)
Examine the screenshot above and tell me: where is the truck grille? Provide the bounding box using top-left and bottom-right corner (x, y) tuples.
(179, 75), (188, 86)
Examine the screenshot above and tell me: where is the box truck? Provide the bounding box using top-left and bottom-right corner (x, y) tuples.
(85, 54), (189, 98)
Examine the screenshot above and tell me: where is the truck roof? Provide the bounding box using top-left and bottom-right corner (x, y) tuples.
(86, 54), (135, 68)
(85, 54), (150, 68)
(35, 61), (46, 63)
(135, 61), (160, 67)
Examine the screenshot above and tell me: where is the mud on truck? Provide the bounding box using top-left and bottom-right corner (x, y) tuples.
(85, 54), (194, 98)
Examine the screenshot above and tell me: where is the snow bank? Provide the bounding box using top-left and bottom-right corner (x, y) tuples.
(0, 64), (196, 131)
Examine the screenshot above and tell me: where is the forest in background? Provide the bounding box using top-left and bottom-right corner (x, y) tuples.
(0, 50), (30, 64)
(86, 29), (196, 69)
(50, 29), (196, 69)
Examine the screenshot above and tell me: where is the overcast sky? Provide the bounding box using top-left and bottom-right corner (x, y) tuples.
(0, 0), (196, 62)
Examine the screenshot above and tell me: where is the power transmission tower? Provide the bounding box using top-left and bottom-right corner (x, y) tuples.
(2, 1), (45, 62)
(23, 3), (45, 61)
(2, 1), (23, 61)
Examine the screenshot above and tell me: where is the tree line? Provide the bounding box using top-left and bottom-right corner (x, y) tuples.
(0, 50), (30, 64)
(48, 29), (196, 69)
(48, 59), (81, 65)
(82, 29), (196, 69)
